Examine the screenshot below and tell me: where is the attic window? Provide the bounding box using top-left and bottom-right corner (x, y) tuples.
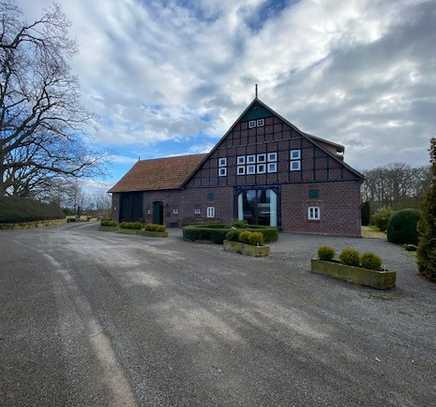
(218, 167), (227, 177)
(256, 119), (264, 127)
(248, 120), (256, 128)
(218, 157), (227, 167)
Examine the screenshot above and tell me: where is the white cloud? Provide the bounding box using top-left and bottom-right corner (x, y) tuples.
(17, 0), (436, 169)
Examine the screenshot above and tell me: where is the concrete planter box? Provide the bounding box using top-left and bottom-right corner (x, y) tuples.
(223, 240), (270, 257)
(99, 226), (118, 232)
(311, 259), (396, 290)
(140, 230), (168, 238)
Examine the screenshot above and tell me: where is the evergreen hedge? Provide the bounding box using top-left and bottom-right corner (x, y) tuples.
(0, 197), (64, 223)
(387, 209), (421, 245)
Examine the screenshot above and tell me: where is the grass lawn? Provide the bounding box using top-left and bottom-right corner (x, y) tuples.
(361, 225), (386, 240)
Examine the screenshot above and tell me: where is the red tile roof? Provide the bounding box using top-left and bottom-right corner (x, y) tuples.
(108, 154), (206, 193)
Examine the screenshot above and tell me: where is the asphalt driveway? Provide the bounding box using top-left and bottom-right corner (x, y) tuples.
(0, 223), (435, 406)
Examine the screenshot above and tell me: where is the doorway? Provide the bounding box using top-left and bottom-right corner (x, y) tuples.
(152, 201), (164, 225)
(119, 192), (143, 222)
(237, 189), (278, 227)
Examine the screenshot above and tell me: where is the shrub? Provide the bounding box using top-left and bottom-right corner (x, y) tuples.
(238, 230), (251, 244)
(417, 145), (436, 281)
(339, 247), (360, 266)
(145, 224), (166, 232)
(225, 229), (240, 241)
(318, 246), (335, 261)
(232, 220), (248, 228)
(0, 197), (65, 223)
(101, 219), (117, 227)
(361, 201), (371, 226)
(247, 231), (264, 246)
(372, 207), (393, 232)
(66, 216), (77, 223)
(119, 222), (143, 230)
(360, 252), (382, 270)
(387, 208), (421, 245)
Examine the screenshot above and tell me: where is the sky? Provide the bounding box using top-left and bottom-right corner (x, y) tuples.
(17, 0), (436, 193)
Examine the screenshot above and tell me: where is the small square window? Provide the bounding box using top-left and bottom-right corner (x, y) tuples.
(290, 149), (301, 160)
(257, 164), (266, 174)
(207, 192), (214, 201)
(194, 208), (201, 215)
(237, 156), (245, 165)
(256, 119), (264, 127)
(218, 167), (227, 177)
(308, 206), (320, 220)
(309, 189), (319, 199)
(237, 166), (246, 175)
(207, 207), (215, 218)
(172, 208), (179, 215)
(257, 153), (266, 163)
(146, 209), (152, 215)
(248, 120), (256, 129)
(246, 164), (256, 175)
(267, 162), (277, 173)
(290, 160), (301, 171)
(267, 152), (277, 162)
(218, 157), (227, 167)
(247, 155), (256, 164)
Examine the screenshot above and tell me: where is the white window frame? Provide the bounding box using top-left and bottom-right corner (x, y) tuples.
(267, 152), (277, 162)
(290, 160), (301, 171)
(257, 164), (266, 174)
(172, 208), (179, 215)
(194, 208), (201, 215)
(267, 162), (277, 173)
(248, 120), (256, 129)
(246, 164), (256, 175)
(237, 155), (245, 165)
(290, 149), (301, 160)
(308, 206), (320, 220)
(256, 119), (264, 127)
(218, 157), (227, 167)
(237, 165), (246, 175)
(207, 207), (215, 218)
(247, 154), (256, 164)
(218, 167), (227, 177)
(257, 153), (266, 163)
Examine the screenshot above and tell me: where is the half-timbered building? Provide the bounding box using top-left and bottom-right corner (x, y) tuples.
(109, 97), (363, 236)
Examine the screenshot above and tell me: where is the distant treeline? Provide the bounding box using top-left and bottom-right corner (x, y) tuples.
(362, 163), (431, 212)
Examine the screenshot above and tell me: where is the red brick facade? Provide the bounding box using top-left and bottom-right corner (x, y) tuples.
(111, 98), (363, 237)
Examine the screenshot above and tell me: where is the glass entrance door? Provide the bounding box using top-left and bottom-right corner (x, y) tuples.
(237, 189), (277, 227)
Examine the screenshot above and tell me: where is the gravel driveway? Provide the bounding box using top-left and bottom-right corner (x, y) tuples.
(0, 223), (435, 406)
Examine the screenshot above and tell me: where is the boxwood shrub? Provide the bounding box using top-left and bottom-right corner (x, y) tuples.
(318, 246), (335, 261)
(225, 229), (240, 242)
(145, 224), (166, 232)
(339, 247), (360, 266)
(119, 222), (143, 230)
(238, 231), (264, 246)
(387, 208), (421, 245)
(360, 252), (382, 270)
(183, 223), (278, 244)
(101, 219), (117, 227)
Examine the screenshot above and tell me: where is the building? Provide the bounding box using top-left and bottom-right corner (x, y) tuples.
(109, 97), (363, 236)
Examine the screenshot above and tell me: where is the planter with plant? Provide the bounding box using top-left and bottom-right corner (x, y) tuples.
(140, 224), (168, 237)
(223, 230), (270, 257)
(311, 246), (395, 289)
(117, 222), (144, 234)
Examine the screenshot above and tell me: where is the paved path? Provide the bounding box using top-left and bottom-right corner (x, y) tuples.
(0, 223), (435, 406)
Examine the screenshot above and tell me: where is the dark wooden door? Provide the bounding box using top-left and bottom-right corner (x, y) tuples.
(152, 201), (164, 225)
(120, 192), (143, 222)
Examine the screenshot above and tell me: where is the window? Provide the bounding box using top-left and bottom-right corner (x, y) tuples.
(207, 207), (215, 218)
(247, 164), (256, 175)
(309, 189), (319, 199)
(218, 157), (227, 167)
(267, 152), (277, 162)
(308, 207), (320, 220)
(194, 208), (201, 215)
(218, 167), (227, 177)
(256, 119), (264, 127)
(247, 155), (256, 164)
(257, 164), (266, 174)
(207, 192), (214, 201)
(267, 162), (277, 173)
(257, 153), (266, 163)
(290, 160), (301, 171)
(237, 165), (246, 175)
(290, 149), (301, 160)
(237, 155), (245, 165)
(248, 120), (256, 128)
(172, 208), (179, 215)
(146, 209), (152, 215)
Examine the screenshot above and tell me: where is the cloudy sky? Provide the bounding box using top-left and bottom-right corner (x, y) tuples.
(18, 0), (436, 191)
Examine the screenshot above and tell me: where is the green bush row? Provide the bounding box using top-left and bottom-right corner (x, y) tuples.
(182, 223), (278, 244)
(145, 224), (166, 232)
(119, 222), (143, 230)
(226, 229), (264, 246)
(101, 219), (117, 227)
(0, 197), (65, 223)
(318, 246), (382, 270)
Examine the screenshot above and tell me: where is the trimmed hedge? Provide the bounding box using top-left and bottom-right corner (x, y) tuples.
(119, 222), (143, 230)
(145, 224), (166, 232)
(225, 229), (240, 242)
(0, 197), (64, 223)
(183, 223), (279, 244)
(387, 208), (421, 245)
(101, 219), (117, 227)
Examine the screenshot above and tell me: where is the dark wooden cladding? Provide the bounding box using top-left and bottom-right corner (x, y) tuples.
(187, 114), (358, 188)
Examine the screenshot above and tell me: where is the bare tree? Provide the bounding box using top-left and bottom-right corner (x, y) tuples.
(0, 1), (100, 198)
